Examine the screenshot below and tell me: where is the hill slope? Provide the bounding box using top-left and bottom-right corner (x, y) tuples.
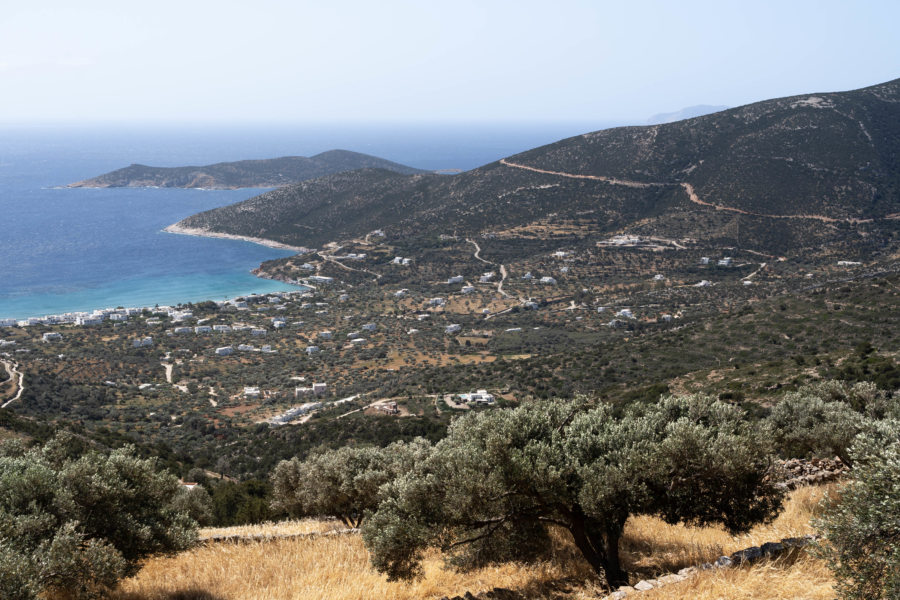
(68, 149), (425, 189)
(174, 78), (900, 255)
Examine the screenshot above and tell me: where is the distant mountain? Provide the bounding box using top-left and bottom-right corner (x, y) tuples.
(68, 150), (426, 189)
(646, 104), (729, 124)
(174, 78), (900, 257)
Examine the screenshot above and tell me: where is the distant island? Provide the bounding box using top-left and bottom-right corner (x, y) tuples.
(67, 149), (426, 189)
(646, 104), (729, 124)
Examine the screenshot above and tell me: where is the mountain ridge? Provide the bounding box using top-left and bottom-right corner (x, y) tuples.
(67, 149), (426, 189)
(173, 77), (900, 258)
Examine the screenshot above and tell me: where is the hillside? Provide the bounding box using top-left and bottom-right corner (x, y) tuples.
(173, 78), (900, 258)
(67, 149), (425, 189)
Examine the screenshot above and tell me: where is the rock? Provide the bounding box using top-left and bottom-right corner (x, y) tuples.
(607, 591), (629, 600)
(634, 580), (656, 591)
(761, 541), (784, 556)
(657, 573), (686, 584)
(730, 546), (762, 564)
(714, 555), (734, 568)
(677, 566), (697, 577)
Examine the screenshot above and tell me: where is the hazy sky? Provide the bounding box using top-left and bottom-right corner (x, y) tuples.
(2, 0), (898, 123)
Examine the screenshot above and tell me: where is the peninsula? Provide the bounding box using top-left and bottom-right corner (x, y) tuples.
(67, 149), (426, 189)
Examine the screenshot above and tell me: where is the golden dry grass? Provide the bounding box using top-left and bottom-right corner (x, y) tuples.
(198, 518), (345, 540)
(637, 556), (834, 600)
(110, 485), (836, 600)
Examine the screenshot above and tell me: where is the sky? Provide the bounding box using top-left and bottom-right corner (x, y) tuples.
(1, 0), (898, 124)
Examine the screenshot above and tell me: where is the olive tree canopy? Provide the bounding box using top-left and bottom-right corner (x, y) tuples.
(271, 438), (431, 528)
(0, 433), (197, 600)
(362, 395), (783, 589)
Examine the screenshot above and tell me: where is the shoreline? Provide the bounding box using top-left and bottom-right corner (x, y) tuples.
(163, 223), (312, 254)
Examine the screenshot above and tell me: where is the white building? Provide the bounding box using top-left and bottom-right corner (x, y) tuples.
(132, 337), (153, 348)
(251, 328), (267, 337)
(445, 324), (462, 334)
(479, 272), (495, 283)
(0, 319), (17, 328)
(308, 275), (334, 285)
(700, 257), (710, 265)
(616, 309), (634, 319)
(540, 276), (557, 285)
(306, 345), (320, 354)
(394, 289), (408, 297)
(173, 327), (192, 334)
(237, 344), (256, 352)
(447, 275), (464, 284)
(109, 313), (128, 322)
(429, 297), (445, 306)
(195, 326), (212, 334)
(362, 323), (377, 332)
(215, 346), (233, 356)
(243, 386), (261, 399)
(718, 257), (733, 267)
(347, 331), (361, 339)
(213, 324), (231, 332)
(318, 331), (332, 340)
(42, 332), (62, 342)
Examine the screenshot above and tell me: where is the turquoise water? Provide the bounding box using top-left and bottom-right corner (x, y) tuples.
(0, 122), (609, 320)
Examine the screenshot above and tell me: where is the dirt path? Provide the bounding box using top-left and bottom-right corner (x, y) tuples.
(500, 159), (877, 225)
(0, 359), (24, 408)
(466, 238), (512, 299)
(317, 249), (382, 281)
(162, 363), (173, 384)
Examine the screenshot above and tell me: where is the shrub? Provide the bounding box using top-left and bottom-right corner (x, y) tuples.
(816, 423), (900, 599)
(0, 433), (197, 599)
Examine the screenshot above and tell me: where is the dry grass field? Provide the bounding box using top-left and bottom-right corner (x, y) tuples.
(109, 485), (836, 600)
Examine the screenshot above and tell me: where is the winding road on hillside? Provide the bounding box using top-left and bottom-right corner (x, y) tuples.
(466, 238), (512, 299)
(1, 359), (24, 408)
(499, 159), (878, 225)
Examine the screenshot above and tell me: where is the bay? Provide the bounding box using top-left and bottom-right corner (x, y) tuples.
(0, 121), (610, 321)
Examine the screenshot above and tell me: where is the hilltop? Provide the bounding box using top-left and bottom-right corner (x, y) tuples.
(67, 149), (426, 189)
(173, 78), (900, 259)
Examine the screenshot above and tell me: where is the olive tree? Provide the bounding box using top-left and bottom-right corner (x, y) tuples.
(362, 395), (783, 590)
(815, 420), (900, 600)
(768, 381), (896, 466)
(0, 433), (197, 599)
(271, 438), (431, 528)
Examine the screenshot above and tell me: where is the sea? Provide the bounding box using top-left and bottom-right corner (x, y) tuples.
(0, 121), (611, 321)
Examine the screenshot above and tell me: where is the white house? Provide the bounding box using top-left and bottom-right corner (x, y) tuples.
(318, 331), (332, 340)
(616, 308), (634, 319)
(347, 331), (361, 339)
(213, 324), (232, 332)
(429, 297), (445, 306)
(251, 328), (267, 337)
(539, 276), (557, 285)
(362, 323), (377, 332)
(237, 344), (256, 352)
(109, 313), (128, 322)
(447, 275), (464, 284)
(718, 257), (733, 267)
(132, 337), (153, 348)
(42, 332), (62, 342)
(461, 286), (476, 294)
(479, 272), (495, 282)
(699, 257), (710, 265)
(695, 280), (712, 287)
(243, 386), (261, 399)
(173, 327), (192, 334)
(215, 346), (233, 356)
(308, 275), (334, 284)
(195, 326), (212, 334)
(0, 319), (17, 328)
(445, 324), (462, 334)
(306, 345), (320, 354)
(394, 289), (408, 298)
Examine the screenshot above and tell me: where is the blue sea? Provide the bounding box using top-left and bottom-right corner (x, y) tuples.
(0, 121), (610, 320)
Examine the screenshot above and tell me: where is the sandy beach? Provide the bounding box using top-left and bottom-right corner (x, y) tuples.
(163, 223), (311, 253)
